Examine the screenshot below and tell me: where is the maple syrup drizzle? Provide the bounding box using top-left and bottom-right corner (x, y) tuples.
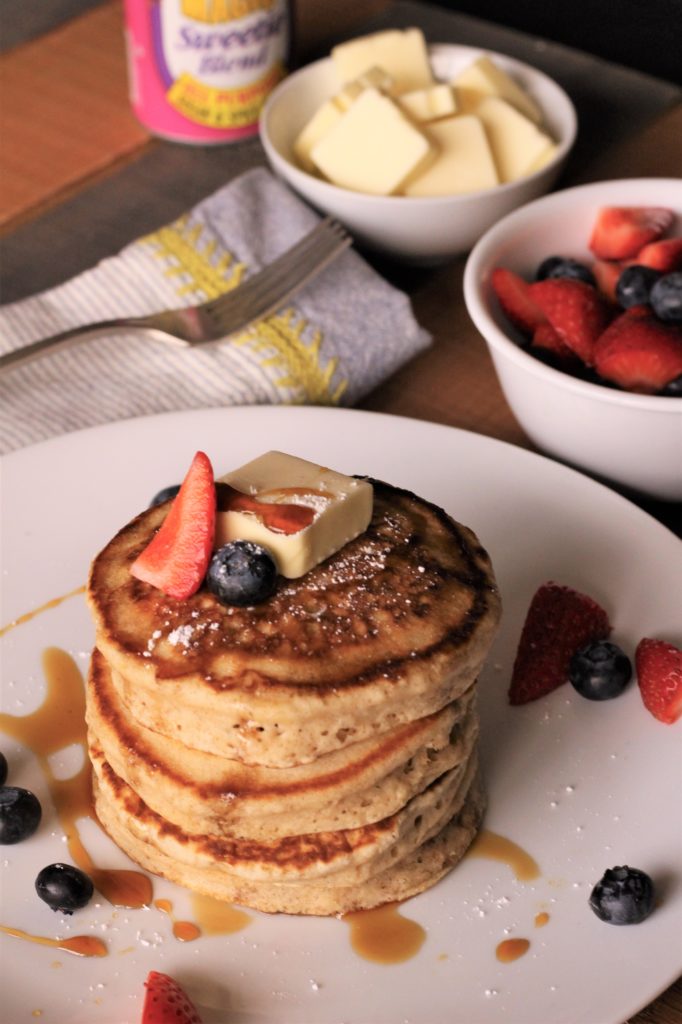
(0, 924), (107, 958)
(496, 937), (530, 963)
(466, 829), (540, 881)
(343, 902), (426, 964)
(535, 911), (550, 927)
(0, 586), (85, 638)
(190, 893), (251, 936)
(154, 899), (201, 942)
(0, 647), (152, 909)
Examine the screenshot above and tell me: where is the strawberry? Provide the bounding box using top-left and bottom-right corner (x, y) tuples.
(591, 259), (625, 303)
(141, 971), (203, 1024)
(634, 238), (682, 273)
(589, 207), (675, 261)
(635, 638), (682, 724)
(131, 451), (216, 599)
(491, 268), (546, 337)
(528, 278), (614, 364)
(509, 581), (611, 705)
(531, 320), (579, 366)
(593, 306), (682, 393)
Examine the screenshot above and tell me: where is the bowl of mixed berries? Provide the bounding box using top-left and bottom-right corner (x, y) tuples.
(463, 178), (682, 501)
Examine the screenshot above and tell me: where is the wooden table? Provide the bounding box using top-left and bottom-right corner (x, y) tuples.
(0, 3), (680, 1021)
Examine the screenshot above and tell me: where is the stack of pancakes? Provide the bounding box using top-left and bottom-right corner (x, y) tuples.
(86, 478), (500, 915)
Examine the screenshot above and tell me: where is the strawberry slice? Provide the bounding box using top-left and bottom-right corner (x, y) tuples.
(593, 307), (682, 393)
(635, 638), (682, 724)
(141, 971), (203, 1024)
(591, 259), (625, 303)
(589, 207), (675, 261)
(509, 581), (611, 705)
(634, 238), (682, 273)
(491, 268), (546, 337)
(131, 451), (216, 600)
(528, 278), (614, 364)
(531, 320), (580, 367)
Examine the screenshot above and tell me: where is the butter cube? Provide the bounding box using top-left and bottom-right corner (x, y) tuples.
(476, 96), (555, 182)
(331, 28), (434, 93)
(453, 54), (542, 124)
(402, 115), (498, 197)
(311, 88), (434, 196)
(216, 451), (373, 579)
(336, 66), (394, 110)
(293, 99), (344, 173)
(397, 83), (458, 122)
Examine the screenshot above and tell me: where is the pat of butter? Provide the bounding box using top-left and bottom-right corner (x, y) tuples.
(293, 99), (344, 173)
(336, 66), (394, 109)
(402, 114), (498, 197)
(311, 88), (434, 195)
(397, 83), (458, 123)
(331, 28), (434, 93)
(452, 54), (542, 124)
(215, 452), (373, 579)
(475, 97), (555, 182)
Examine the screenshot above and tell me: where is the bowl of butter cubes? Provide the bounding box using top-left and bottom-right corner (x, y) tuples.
(260, 27), (577, 263)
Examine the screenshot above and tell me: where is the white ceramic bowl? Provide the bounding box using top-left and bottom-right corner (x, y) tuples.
(464, 177), (682, 501)
(260, 44), (577, 263)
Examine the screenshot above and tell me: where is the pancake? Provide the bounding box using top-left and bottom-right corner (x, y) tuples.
(86, 647), (479, 840)
(87, 478), (501, 767)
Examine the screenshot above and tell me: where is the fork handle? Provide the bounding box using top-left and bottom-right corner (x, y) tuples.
(0, 318), (163, 373)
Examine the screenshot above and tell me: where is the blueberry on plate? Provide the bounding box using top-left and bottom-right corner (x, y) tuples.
(35, 863), (94, 914)
(589, 866), (655, 925)
(0, 751), (7, 786)
(615, 264), (661, 309)
(0, 786), (42, 844)
(206, 541), (277, 606)
(650, 272), (682, 323)
(569, 640), (632, 700)
(536, 255), (596, 287)
(149, 484), (180, 507)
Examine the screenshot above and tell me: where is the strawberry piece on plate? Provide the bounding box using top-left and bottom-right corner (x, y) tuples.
(131, 451), (216, 600)
(635, 638), (682, 724)
(589, 206), (675, 261)
(491, 267), (546, 337)
(509, 581), (611, 705)
(634, 237), (682, 273)
(141, 971), (203, 1024)
(528, 278), (614, 364)
(593, 307), (682, 393)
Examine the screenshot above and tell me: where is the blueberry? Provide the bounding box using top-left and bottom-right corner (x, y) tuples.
(0, 751), (7, 786)
(569, 641), (632, 701)
(661, 373), (682, 397)
(0, 786), (42, 844)
(589, 866), (655, 925)
(536, 256), (596, 287)
(149, 484), (180, 508)
(206, 541), (277, 606)
(650, 272), (682, 323)
(615, 264), (661, 309)
(35, 863), (94, 914)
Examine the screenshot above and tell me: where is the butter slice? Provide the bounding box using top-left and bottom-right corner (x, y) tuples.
(331, 28), (434, 93)
(402, 114), (498, 196)
(397, 83), (458, 122)
(216, 451), (373, 579)
(293, 99), (344, 173)
(453, 55), (542, 124)
(476, 96), (554, 182)
(336, 66), (394, 110)
(311, 88), (433, 195)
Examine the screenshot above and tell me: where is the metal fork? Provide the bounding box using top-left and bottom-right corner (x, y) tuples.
(0, 217), (351, 374)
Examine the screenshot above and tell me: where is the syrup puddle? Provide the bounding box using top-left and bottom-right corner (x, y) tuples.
(466, 829), (540, 881)
(191, 892), (251, 936)
(154, 899), (201, 942)
(343, 902), (426, 964)
(0, 586), (85, 638)
(535, 911), (550, 927)
(0, 925), (107, 958)
(496, 937), (530, 963)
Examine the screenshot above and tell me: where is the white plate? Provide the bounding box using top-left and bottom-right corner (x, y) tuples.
(1, 406), (680, 1024)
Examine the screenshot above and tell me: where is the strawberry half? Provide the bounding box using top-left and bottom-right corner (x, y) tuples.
(635, 638), (682, 724)
(531, 320), (580, 367)
(528, 278), (614, 364)
(591, 259), (625, 303)
(131, 451), (216, 600)
(634, 238), (682, 273)
(593, 307), (682, 393)
(589, 207), (675, 261)
(509, 581), (611, 705)
(491, 268), (546, 337)
(142, 971), (203, 1024)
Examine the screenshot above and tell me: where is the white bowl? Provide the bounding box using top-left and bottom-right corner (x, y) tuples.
(464, 177), (682, 501)
(260, 44), (577, 263)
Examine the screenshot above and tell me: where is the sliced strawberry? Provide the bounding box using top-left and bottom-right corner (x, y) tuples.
(635, 638), (682, 724)
(593, 307), (682, 393)
(131, 451), (216, 600)
(491, 268), (546, 337)
(592, 259), (625, 303)
(589, 207), (675, 261)
(142, 971), (203, 1024)
(634, 238), (682, 273)
(531, 320), (580, 367)
(528, 278), (614, 364)
(509, 581), (611, 705)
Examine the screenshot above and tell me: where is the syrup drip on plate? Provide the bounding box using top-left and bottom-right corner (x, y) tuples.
(154, 899), (201, 942)
(466, 829), (540, 881)
(0, 647), (152, 909)
(190, 893), (251, 936)
(343, 901), (426, 964)
(0, 586), (85, 638)
(495, 937), (530, 963)
(535, 911), (550, 927)
(0, 924), (107, 958)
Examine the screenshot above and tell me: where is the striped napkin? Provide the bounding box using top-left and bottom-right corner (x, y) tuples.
(0, 168), (430, 453)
